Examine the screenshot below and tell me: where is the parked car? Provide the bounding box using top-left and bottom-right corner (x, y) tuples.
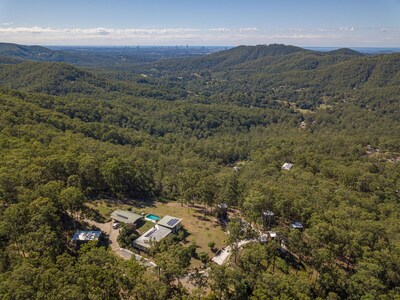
(112, 222), (120, 229)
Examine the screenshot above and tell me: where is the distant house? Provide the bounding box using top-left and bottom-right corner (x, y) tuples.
(366, 145), (380, 156)
(291, 221), (304, 230)
(282, 163), (294, 170)
(111, 210), (142, 226)
(157, 215), (182, 233)
(72, 230), (101, 243)
(259, 231), (277, 244)
(260, 234), (268, 244)
(133, 225), (172, 251)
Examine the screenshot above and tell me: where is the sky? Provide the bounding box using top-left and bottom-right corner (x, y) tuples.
(0, 0), (399, 46)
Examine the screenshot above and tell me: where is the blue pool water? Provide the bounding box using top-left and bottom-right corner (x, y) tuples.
(145, 214), (161, 221)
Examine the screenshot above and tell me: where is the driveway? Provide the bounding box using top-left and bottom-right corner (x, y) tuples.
(84, 218), (156, 267)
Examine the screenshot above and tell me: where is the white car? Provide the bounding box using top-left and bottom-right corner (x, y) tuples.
(112, 222), (120, 229)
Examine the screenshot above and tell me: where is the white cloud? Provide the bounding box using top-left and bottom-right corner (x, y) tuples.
(339, 26), (355, 32)
(0, 26), (204, 43)
(314, 27), (355, 32)
(237, 27), (259, 32)
(209, 28), (232, 32)
(209, 27), (258, 33)
(0, 26), (56, 33)
(0, 25), (397, 46)
(1, 22), (13, 26)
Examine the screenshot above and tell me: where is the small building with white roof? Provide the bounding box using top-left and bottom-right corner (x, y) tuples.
(282, 163), (294, 170)
(282, 163), (293, 171)
(72, 230), (102, 243)
(157, 215), (182, 233)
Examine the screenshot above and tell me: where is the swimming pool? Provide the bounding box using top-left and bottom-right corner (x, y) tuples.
(145, 213), (161, 223)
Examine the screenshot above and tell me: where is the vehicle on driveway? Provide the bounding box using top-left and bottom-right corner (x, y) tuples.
(112, 221), (120, 229)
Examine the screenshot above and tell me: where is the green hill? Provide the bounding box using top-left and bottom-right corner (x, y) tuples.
(152, 44), (307, 71)
(144, 45), (399, 113)
(0, 60), (112, 95)
(0, 42), (75, 62)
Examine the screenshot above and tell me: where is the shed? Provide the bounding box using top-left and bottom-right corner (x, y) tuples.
(157, 215), (182, 233)
(111, 210), (142, 225)
(282, 163), (294, 170)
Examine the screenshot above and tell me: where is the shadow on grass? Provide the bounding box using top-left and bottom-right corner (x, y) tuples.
(180, 227), (191, 241)
(83, 206), (106, 223)
(101, 197), (159, 209)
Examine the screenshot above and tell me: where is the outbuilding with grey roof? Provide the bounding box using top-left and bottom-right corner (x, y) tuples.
(111, 210), (142, 225)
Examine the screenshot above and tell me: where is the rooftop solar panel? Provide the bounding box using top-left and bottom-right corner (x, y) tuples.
(167, 219), (179, 226)
(144, 228), (157, 238)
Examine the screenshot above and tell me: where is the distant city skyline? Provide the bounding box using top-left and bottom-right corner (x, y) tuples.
(0, 0), (399, 46)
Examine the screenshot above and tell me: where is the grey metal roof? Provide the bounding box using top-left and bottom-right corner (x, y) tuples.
(218, 203), (228, 209)
(157, 215), (182, 229)
(263, 210), (275, 216)
(134, 225), (172, 249)
(111, 210), (142, 224)
(291, 222), (304, 229)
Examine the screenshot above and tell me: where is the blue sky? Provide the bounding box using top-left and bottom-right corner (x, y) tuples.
(0, 0), (399, 46)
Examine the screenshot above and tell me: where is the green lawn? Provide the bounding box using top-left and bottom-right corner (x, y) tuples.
(136, 220), (154, 235)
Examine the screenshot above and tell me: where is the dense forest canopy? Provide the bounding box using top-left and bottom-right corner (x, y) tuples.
(0, 43), (399, 299)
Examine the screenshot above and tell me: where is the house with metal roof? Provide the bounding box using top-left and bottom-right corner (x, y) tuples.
(291, 221), (304, 230)
(72, 230), (102, 242)
(110, 209), (142, 225)
(157, 215), (182, 233)
(133, 225), (172, 251)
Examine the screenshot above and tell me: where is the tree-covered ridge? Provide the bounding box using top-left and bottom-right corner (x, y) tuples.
(0, 42), (59, 61)
(140, 44), (400, 113)
(0, 44), (399, 299)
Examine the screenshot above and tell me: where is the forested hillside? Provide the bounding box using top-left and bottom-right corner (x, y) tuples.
(0, 44), (399, 299)
(142, 44), (400, 113)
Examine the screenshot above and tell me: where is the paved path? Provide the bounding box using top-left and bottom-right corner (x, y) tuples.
(211, 239), (256, 265)
(84, 218), (156, 267)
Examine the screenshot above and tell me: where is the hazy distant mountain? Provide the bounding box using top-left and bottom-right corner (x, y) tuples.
(0, 42), (221, 68)
(0, 42), (73, 62)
